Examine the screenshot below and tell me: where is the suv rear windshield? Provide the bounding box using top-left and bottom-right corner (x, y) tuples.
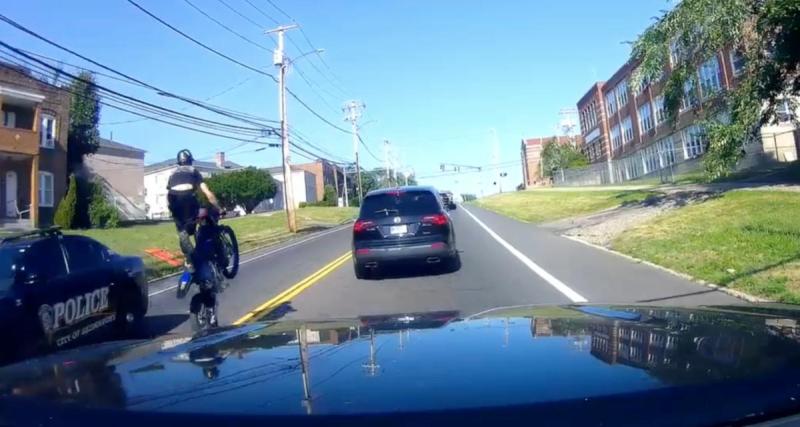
(0, 246), (23, 293)
(360, 191), (441, 219)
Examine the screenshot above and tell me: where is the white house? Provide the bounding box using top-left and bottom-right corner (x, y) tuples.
(255, 166), (317, 212)
(143, 152), (241, 219)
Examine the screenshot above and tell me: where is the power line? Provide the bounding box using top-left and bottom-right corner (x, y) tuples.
(357, 134), (381, 163)
(216, 0), (267, 31)
(0, 52), (280, 147)
(120, 3), (351, 134)
(181, 0), (272, 52)
(126, 0), (277, 80)
(242, 0), (280, 25)
(0, 13), (277, 130)
(15, 48), (278, 127)
(103, 76), (255, 125)
(0, 45), (276, 136)
(264, 0), (349, 97)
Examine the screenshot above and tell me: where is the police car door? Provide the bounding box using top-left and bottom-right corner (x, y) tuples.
(21, 237), (75, 350)
(58, 236), (116, 345)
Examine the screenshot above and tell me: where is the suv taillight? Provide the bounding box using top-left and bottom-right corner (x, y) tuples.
(353, 219), (376, 233)
(422, 214), (448, 226)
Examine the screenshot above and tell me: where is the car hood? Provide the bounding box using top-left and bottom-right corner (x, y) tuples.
(4, 304), (800, 425)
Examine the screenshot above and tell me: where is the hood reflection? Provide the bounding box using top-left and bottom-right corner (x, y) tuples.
(3, 306), (800, 416)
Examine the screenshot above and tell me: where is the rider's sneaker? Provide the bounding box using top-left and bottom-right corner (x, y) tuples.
(177, 270), (192, 299)
(209, 311), (218, 327)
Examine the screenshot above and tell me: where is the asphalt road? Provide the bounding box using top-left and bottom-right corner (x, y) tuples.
(144, 205), (743, 336)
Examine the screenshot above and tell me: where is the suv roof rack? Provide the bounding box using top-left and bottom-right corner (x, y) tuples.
(1, 227), (63, 244)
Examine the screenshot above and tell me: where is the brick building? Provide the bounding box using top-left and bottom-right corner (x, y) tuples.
(294, 159), (343, 202)
(520, 135), (583, 187)
(0, 63), (70, 228)
(574, 46), (798, 184)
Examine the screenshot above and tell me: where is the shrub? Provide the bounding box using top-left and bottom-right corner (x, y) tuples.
(299, 202), (308, 208)
(322, 184), (337, 206)
(54, 175), (78, 229)
(88, 181), (121, 229)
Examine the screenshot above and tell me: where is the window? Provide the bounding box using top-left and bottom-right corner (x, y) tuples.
(681, 79), (697, 111)
(622, 116), (633, 145)
(3, 111), (16, 128)
(730, 49), (746, 77)
(616, 80), (629, 107)
(699, 56), (721, 98)
(776, 99), (795, 123)
(40, 114), (56, 148)
(656, 136), (676, 166)
(681, 125), (706, 159)
(62, 236), (107, 273)
(360, 190), (441, 219)
(638, 103), (653, 133)
(669, 39), (682, 66)
(0, 246), (23, 293)
(610, 124), (622, 150)
(39, 171), (54, 207)
(26, 239), (67, 280)
(642, 145), (659, 174)
(605, 91), (617, 116)
(653, 95), (667, 125)
(634, 75), (651, 96)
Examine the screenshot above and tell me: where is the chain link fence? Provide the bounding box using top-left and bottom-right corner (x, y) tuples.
(552, 129), (786, 186)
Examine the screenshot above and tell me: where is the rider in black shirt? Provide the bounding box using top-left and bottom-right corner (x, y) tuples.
(167, 149), (220, 272)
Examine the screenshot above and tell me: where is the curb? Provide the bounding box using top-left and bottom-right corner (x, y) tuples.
(560, 234), (771, 304)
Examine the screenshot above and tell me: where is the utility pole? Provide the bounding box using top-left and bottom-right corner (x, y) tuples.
(267, 24), (299, 232)
(344, 100), (365, 203)
(383, 139), (391, 187)
(342, 163), (349, 207)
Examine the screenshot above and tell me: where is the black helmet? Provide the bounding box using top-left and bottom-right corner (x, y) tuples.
(177, 149), (194, 166)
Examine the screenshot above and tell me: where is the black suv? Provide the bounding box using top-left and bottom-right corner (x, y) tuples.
(352, 187), (459, 279)
(0, 229), (148, 364)
(439, 191), (457, 210)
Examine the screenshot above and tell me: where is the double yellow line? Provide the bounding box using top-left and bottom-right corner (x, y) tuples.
(233, 251), (352, 325)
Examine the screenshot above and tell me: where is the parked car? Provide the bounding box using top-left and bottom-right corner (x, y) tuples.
(352, 186), (460, 279)
(440, 191), (457, 210)
(0, 229), (148, 365)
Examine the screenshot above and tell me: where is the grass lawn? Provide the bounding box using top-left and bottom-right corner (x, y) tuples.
(71, 206), (357, 280)
(612, 190), (800, 303)
(473, 189), (660, 224)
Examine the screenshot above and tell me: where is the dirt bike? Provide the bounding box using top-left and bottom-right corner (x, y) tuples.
(176, 207), (239, 331)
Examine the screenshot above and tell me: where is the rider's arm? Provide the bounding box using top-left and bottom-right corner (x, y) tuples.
(200, 182), (220, 208)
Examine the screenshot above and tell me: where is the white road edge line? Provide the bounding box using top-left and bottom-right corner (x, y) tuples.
(460, 206), (588, 303)
(147, 224), (351, 297)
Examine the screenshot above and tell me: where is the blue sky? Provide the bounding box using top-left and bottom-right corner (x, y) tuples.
(2, 0), (671, 195)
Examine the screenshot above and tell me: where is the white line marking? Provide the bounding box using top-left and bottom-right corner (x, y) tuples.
(147, 224), (351, 297)
(460, 206), (588, 303)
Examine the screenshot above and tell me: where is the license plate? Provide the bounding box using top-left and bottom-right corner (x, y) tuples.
(389, 225), (407, 235)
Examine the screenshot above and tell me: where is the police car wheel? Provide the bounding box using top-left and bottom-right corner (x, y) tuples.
(115, 289), (146, 337)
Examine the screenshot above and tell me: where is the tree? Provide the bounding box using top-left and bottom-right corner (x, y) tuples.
(67, 71), (101, 173)
(205, 168), (277, 213)
(630, 0), (800, 177)
(322, 184), (337, 206)
(54, 175), (78, 229)
(540, 138), (589, 177)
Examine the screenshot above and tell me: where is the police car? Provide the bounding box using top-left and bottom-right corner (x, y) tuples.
(0, 229), (148, 364)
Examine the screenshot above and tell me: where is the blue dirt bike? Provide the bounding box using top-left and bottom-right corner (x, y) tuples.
(176, 207), (239, 331)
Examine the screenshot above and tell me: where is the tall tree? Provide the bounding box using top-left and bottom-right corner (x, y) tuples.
(540, 138), (589, 177)
(67, 71), (101, 173)
(631, 0), (800, 177)
(205, 168), (277, 213)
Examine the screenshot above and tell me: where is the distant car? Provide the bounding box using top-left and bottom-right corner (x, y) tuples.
(440, 191), (457, 210)
(352, 186), (460, 279)
(0, 229), (148, 364)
